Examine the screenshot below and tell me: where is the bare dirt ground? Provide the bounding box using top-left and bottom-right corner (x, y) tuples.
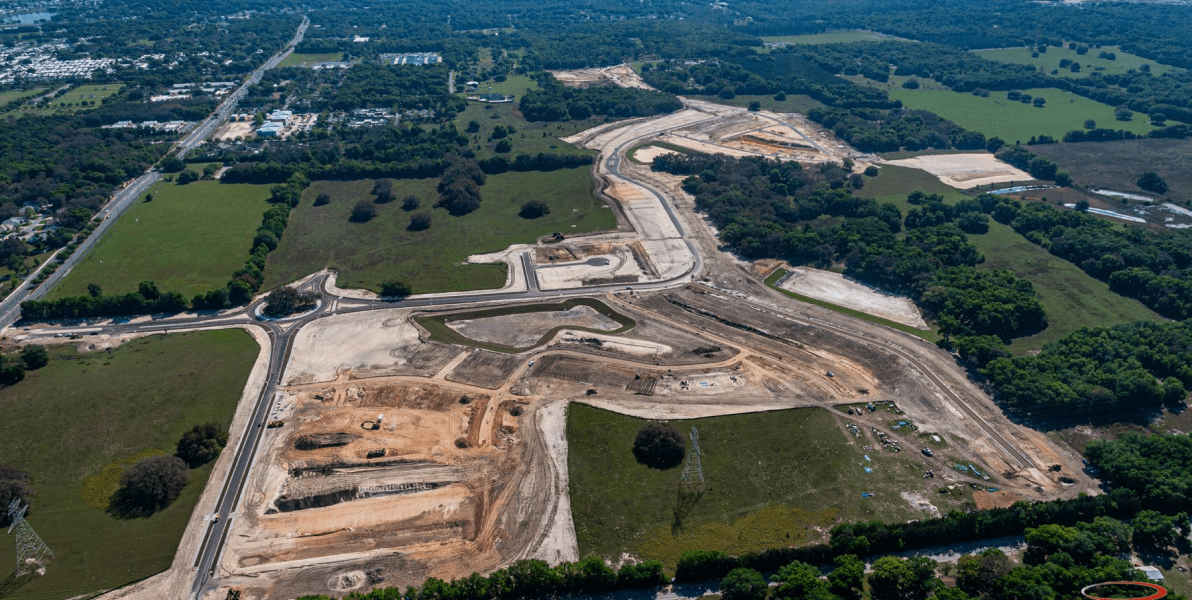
(775, 266), (928, 329)
(631, 145), (680, 163)
(447, 306), (621, 347)
(881, 153), (1031, 188)
(550, 64), (655, 90)
(214, 120), (255, 141)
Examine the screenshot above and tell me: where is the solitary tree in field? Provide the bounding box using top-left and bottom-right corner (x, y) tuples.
(380, 280), (412, 298)
(1137, 171), (1168, 195)
(313, 192), (331, 206)
(519, 200), (551, 219)
(1084, 119), (1097, 129)
(109, 456), (189, 518)
(401, 195), (420, 211)
(632, 422), (686, 470)
(176, 422), (228, 468)
(408, 212), (432, 231)
(350, 200), (378, 222)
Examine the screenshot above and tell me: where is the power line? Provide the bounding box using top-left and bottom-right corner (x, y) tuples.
(7, 498), (53, 574)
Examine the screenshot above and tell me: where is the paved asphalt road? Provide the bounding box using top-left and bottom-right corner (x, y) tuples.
(0, 16), (309, 334)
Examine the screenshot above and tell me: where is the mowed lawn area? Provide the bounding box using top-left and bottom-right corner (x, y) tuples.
(881, 80), (1154, 143)
(974, 45), (1174, 78)
(967, 220), (1160, 353)
(861, 164), (970, 212)
(567, 404), (954, 569)
(0, 330), (259, 600)
(264, 167), (617, 293)
(50, 180), (272, 300)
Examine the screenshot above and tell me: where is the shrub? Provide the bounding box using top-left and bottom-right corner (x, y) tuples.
(350, 200), (378, 222)
(402, 195), (421, 211)
(175, 422), (228, 468)
(313, 193), (331, 206)
(632, 421), (686, 469)
(408, 212), (433, 231)
(109, 456), (189, 518)
(19, 344), (48, 370)
(176, 170), (199, 184)
(864, 165), (879, 177)
(519, 200), (551, 219)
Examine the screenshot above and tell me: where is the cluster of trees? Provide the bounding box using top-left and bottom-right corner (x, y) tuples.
(993, 199), (1192, 319)
(519, 74), (682, 122)
(0, 464), (30, 526)
(995, 146), (1062, 182)
(262, 286), (318, 318)
(809, 106), (987, 154)
(315, 62), (466, 120)
(175, 422), (229, 468)
(435, 156), (486, 216)
(297, 556), (668, 600)
(1086, 433), (1192, 515)
(655, 155), (1044, 341)
(981, 320), (1192, 419)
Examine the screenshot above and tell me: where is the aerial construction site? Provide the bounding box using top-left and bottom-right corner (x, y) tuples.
(58, 68), (1095, 600)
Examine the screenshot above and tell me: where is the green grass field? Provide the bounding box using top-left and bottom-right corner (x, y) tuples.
(568, 404), (963, 568)
(974, 45), (1174, 78)
(882, 81), (1154, 143)
(765, 268), (939, 342)
(4, 84), (123, 117)
(0, 87), (46, 105)
(861, 164), (970, 212)
(760, 31), (909, 45)
(454, 100), (597, 160)
(415, 298), (635, 352)
(0, 330), (259, 600)
(49, 180), (272, 300)
(967, 220), (1160, 353)
(277, 52), (344, 68)
(264, 168), (617, 293)
(467, 74), (539, 97)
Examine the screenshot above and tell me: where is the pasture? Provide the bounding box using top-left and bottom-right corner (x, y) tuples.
(277, 52), (344, 68)
(974, 45), (1173, 78)
(1029, 138), (1192, 201)
(5, 84), (123, 117)
(567, 404), (962, 568)
(49, 180), (272, 300)
(263, 167), (616, 293)
(0, 330), (259, 600)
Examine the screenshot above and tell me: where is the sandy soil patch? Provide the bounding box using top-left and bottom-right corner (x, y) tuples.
(550, 64), (654, 90)
(527, 400), (579, 563)
(631, 145), (680, 163)
(555, 331), (672, 358)
(448, 306), (621, 347)
(882, 153), (1031, 188)
(214, 120), (255, 141)
(776, 267), (928, 328)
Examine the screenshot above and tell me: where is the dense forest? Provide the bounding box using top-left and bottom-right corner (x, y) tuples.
(982, 321), (1192, 420)
(652, 154), (1045, 340)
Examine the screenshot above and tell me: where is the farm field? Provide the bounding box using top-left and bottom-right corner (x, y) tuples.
(277, 52), (343, 67)
(1028, 138), (1192, 201)
(567, 404), (963, 568)
(453, 100), (598, 160)
(760, 30), (910, 45)
(870, 77), (1155, 143)
(0, 330), (259, 600)
(4, 84), (123, 117)
(263, 167), (617, 293)
(974, 45), (1174, 78)
(967, 220), (1160, 353)
(49, 180), (272, 300)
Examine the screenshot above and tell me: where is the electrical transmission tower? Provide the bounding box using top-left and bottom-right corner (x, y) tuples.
(7, 498), (53, 574)
(680, 427), (704, 491)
